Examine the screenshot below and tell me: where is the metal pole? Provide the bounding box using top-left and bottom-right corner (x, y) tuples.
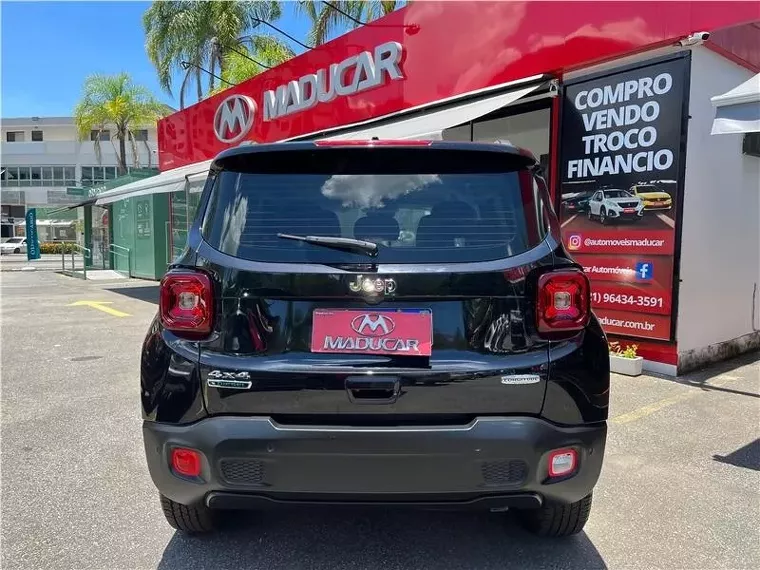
(83, 250), (87, 280)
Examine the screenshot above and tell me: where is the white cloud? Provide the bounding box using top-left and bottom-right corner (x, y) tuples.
(321, 174), (441, 209)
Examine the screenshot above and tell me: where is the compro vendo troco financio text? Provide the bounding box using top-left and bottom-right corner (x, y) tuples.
(566, 73), (675, 179)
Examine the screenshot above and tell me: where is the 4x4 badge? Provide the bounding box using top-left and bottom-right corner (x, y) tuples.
(207, 370), (252, 390)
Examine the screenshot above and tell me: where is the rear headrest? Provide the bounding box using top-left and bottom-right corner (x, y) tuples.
(431, 201), (477, 220)
(416, 202), (478, 247)
(267, 204), (340, 238)
(353, 213), (400, 242)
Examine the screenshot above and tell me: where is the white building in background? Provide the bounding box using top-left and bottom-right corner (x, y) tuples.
(0, 116), (159, 238)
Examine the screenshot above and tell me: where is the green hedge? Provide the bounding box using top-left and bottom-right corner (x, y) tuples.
(39, 242), (78, 254)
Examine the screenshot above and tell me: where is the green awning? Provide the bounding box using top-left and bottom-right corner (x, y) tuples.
(88, 168), (160, 197)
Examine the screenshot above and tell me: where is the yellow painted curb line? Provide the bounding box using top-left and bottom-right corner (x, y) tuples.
(610, 376), (745, 425)
(67, 301), (131, 318)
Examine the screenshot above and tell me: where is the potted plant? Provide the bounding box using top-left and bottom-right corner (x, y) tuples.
(609, 341), (643, 376)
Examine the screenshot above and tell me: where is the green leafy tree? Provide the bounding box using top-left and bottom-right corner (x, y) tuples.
(210, 35), (295, 95)
(297, 0), (404, 46)
(143, 0), (288, 108)
(73, 73), (170, 175)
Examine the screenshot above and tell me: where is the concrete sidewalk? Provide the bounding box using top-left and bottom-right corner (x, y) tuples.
(0, 253), (80, 272)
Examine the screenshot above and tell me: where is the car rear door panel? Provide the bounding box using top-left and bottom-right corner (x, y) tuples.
(195, 243), (556, 420)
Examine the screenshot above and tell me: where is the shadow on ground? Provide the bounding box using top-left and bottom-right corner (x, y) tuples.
(157, 509), (606, 570)
(656, 351), (760, 399)
(105, 285), (159, 304)
(713, 438), (760, 471)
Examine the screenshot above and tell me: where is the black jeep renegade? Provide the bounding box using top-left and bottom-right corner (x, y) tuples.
(141, 141), (609, 537)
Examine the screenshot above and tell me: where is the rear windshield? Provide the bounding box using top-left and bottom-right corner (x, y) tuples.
(201, 148), (549, 264)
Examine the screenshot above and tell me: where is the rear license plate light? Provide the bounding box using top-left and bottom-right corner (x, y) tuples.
(311, 309), (432, 356)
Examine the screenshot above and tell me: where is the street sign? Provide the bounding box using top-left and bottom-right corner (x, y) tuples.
(66, 187), (87, 197)
(25, 208), (41, 260)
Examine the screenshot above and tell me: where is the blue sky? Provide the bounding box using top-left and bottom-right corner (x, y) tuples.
(1, 1), (314, 117)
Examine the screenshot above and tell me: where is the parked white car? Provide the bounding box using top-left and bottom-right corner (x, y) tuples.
(0, 237), (28, 255)
(587, 189), (644, 224)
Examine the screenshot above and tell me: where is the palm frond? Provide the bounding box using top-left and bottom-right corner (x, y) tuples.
(73, 72), (170, 168)
(143, 0), (289, 105)
(217, 35), (294, 87)
(304, 0), (404, 45)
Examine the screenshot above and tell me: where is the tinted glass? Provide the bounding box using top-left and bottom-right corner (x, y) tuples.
(604, 190), (631, 198)
(202, 151), (547, 264)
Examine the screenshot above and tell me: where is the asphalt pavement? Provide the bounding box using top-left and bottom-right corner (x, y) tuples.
(1, 270), (758, 570)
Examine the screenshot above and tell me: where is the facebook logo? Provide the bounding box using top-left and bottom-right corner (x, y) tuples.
(635, 261), (654, 281)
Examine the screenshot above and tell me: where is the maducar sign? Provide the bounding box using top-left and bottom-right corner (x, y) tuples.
(213, 41), (404, 143)
(263, 41), (404, 121)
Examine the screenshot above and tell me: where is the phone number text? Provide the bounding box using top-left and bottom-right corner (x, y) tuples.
(591, 292), (665, 308)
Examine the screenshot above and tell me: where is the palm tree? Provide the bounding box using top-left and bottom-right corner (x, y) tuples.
(297, 0), (405, 46)
(143, 1), (287, 108)
(209, 35), (295, 96)
(73, 73), (171, 175)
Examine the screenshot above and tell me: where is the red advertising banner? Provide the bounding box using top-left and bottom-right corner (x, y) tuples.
(594, 309), (672, 339)
(572, 254), (673, 290)
(590, 284), (672, 315)
(563, 230), (675, 255)
(559, 56), (689, 341)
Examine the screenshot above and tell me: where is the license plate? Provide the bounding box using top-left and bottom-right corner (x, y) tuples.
(311, 309), (433, 356)
(623, 208), (636, 213)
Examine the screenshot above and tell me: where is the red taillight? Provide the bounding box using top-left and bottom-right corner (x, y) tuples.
(160, 270), (213, 338)
(536, 270), (590, 334)
(548, 448), (578, 478)
(170, 447), (202, 478)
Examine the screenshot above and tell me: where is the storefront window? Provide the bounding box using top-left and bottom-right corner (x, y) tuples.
(170, 188), (189, 262)
(472, 108), (551, 160)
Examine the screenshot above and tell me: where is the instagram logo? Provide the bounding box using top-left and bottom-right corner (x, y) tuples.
(567, 234), (582, 251)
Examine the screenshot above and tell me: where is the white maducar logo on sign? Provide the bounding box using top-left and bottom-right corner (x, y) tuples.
(214, 95), (256, 144)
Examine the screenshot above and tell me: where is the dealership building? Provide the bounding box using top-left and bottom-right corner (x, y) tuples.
(0, 116), (159, 246)
(82, 1), (759, 375)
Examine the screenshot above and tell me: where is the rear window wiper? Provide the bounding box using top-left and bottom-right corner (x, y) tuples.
(277, 233), (379, 257)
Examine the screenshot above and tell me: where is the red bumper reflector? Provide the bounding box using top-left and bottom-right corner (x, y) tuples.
(170, 447), (202, 477)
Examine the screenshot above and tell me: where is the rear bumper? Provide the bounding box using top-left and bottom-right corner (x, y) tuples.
(143, 417), (606, 510)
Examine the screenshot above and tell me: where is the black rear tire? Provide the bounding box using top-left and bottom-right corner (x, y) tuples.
(13, 248), (20, 254)
(160, 494), (218, 534)
(517, 493), (593, 537)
